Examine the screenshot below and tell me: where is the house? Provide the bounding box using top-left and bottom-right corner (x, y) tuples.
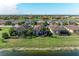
(33, 24), (43, 36)
(48, 23), (71, 35)
(13, 23), (33, 35)
(14, 24), (20, 28)
(0, 20), (7, 25)
(33, 24), (52, 36)
(65, 25), (79, 33)
(14, 23), (32, 30)
(12, 20), (25, 24)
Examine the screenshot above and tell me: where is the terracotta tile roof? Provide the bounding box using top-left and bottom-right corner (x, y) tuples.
(34, 25), (42, 31)
(65, 25), (79, 30)
(48, 25), (60, 31)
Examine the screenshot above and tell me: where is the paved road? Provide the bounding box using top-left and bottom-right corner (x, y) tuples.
(0, 25), (20, 28)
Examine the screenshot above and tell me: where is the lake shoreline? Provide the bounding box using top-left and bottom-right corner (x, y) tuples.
(0, 47), (79, 51)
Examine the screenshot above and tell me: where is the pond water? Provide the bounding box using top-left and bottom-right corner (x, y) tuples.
(0, 50), (79, 56)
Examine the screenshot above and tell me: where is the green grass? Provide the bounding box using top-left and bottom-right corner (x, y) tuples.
(0, 28), (10, 48)
(0, 36), (79, 48)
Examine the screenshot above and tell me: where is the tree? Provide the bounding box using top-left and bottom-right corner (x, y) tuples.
(9, 28), (18, 36)
(22, 28), (33, 38)
(18, 21), (25, 25)
(39, 27), (52, 36)
(3, 17), (10, 20)
(2, 33), (9, 39)
(5, 21), (13, 25)
(44, 21), (48, 26)
(63, 22), (68, 25)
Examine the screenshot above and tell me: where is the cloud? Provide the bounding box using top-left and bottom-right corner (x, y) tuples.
(0, 0), (22, 15)
(0, 4), (17, 15)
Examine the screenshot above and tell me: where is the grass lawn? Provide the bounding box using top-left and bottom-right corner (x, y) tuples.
(0, 28), (79, 48)
(0, 36), (79, 48)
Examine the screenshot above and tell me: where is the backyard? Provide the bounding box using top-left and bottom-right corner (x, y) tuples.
(0, 28), (79, 48)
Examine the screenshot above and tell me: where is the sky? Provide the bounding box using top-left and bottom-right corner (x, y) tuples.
(16, 3), (79, 15)
(0, 0), (79, 15)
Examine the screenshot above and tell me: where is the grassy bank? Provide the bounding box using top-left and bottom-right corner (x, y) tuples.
(0, 36), (79, 48)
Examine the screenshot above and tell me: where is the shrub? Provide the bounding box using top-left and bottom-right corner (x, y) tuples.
(2, 33), (9, 39)
(59, 30), (71, 36)
(0, 28), (2, 31)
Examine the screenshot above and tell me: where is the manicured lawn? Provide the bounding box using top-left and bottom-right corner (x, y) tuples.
(0, 36), (79, 48)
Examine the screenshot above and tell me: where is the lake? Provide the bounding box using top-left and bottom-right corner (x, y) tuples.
(0, 50), (79, 56)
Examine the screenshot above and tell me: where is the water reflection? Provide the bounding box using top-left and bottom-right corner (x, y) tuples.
(0, 50), (79, 56)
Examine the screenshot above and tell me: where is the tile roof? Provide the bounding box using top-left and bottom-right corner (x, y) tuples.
(34, 25), (42, 31)
(65, 25), (79, 30)
(48, 24), (61, 31)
